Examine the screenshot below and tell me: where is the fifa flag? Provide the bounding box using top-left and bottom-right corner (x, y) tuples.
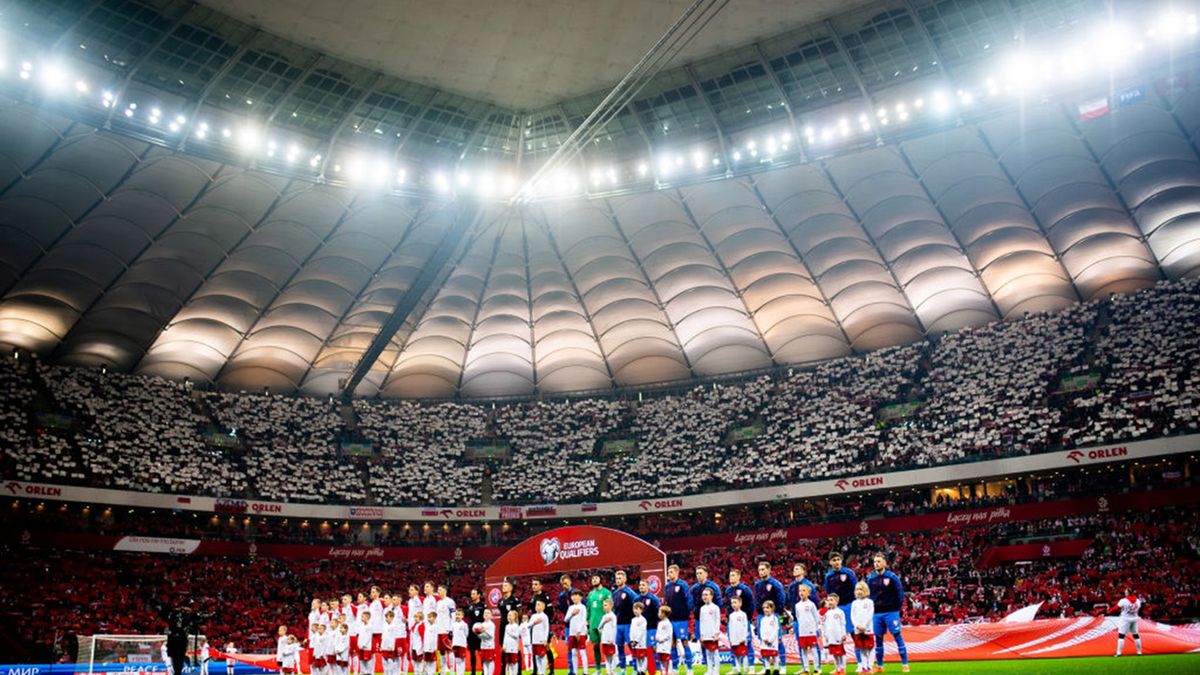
(1078, 96), (1110, 121)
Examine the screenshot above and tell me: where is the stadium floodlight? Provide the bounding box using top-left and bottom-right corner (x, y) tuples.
(236, 126), (259, 152)
(636, 161), (648, 177)
(607, 166), (619, 185)
(732, 150), (742, 162)
(477, 172), (495, 196)
(74, 79), (88, 93)
(782, 131), (793, 143)
(221, 128), (231, 138)
(457, 171), (471, 187)
(433, 172), (451, 193)
(500, 173), (517, 196)
(167, 121), (179, 132)
(396, 168), (407, 184)
(41, 62), (69, 90)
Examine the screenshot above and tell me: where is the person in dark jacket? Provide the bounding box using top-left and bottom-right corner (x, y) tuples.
(465, 589), (486, 675)
(556, 575), (578, 675)
(662, 565), (693, 673)
(497, 579), (522, 653)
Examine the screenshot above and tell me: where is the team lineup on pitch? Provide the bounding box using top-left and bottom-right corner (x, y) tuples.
(231, 553), (1170, 675)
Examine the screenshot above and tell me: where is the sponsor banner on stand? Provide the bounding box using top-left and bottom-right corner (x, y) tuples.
(347, 506), (384, 520)
(661, 485), (1199, 552)
(12, 485), (1198, 561)
(112, 536), (201, 555)
(2, 434), (1195, 522)
(978, 539), (1094, 567)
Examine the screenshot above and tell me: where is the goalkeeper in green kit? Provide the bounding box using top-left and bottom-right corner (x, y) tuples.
(587, 573), (612, 675)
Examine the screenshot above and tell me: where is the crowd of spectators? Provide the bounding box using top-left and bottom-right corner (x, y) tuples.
(1063, 279), (1200, 446)
(881, 301), (1098, 467)
(207, 391), (363, 504)
(492, 398), (627, 503)
(0, 278), (1198, 505)
(36, 366), (247, 496)
(354, 399), (487, 506)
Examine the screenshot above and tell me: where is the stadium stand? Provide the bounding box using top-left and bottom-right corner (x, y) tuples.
(1, 279), (1199, 505)
(355, 399), (489, 506)
(3, 500), (1196, 662)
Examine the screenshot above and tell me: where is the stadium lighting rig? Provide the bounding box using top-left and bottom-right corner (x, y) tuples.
(0, 10), (1197, 203)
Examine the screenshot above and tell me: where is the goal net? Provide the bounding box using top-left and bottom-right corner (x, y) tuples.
(77, 634), (205, 674)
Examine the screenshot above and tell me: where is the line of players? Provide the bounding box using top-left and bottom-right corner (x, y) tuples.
(288, 583), (548, 675)
(278, 552), (910, 675)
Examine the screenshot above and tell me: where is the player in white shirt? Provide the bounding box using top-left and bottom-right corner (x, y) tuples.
(408, 585), (425, 631)
(792, 584), (820, 675)
(529, 601), (551, 675)
(312, 623), (329, 675)
(850, 583), (876, 674)
(473, 608), (497, 675)
(283, 636), (302, 675)
(758, 601), (781, 675)
(411, 612), (427, 675)
(726, 596), (749, 675)
(502, 610), (522, 675)
(629, 602), (648, 675)
(276, 626), (290, 673)
(423, 612), (441, 675)
(822, 595), (848, 675)
(519, 612), (533, 672)
(223, 641), (237, 675)
(654, 607), (674, 675)
(436, 586), (457, 675)
(381, 611), (400, 675)
(697, 588), (721, 674)
(309, 601), (324, 664)
(1110, 588), (1144, 656)
(345, 595), (362, 675)
(564, 590), (590, 675)
(598, 599), (618, 675)
(357, 612), (374, 675)
(451, 609), (470, 675)
(392, 603), (410, 675)
(197, 639), (211, 675)
(161, 643), (174, 675)
(337, 624), (354, 675)
(369, 587), (387, 655)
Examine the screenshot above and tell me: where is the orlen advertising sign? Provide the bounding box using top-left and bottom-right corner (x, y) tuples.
(2, 481), (63, 498)
(832, 476), (885, 492)
(1065, 445), (1129, 464)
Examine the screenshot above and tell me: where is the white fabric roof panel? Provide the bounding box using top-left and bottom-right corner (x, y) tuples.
(2, 94), (1198, 398)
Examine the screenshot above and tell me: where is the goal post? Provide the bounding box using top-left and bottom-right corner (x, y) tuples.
(77, 634), (204, 674)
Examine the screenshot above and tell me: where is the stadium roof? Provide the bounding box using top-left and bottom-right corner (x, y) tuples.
(0, 0), (1198, 399)
(197, 0), (866, 109)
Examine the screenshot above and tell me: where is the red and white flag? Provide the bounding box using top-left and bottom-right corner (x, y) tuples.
(1078, 97), (1110, 121)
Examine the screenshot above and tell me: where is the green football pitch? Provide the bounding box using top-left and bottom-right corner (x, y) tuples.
(507, 656), (1200, 675)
